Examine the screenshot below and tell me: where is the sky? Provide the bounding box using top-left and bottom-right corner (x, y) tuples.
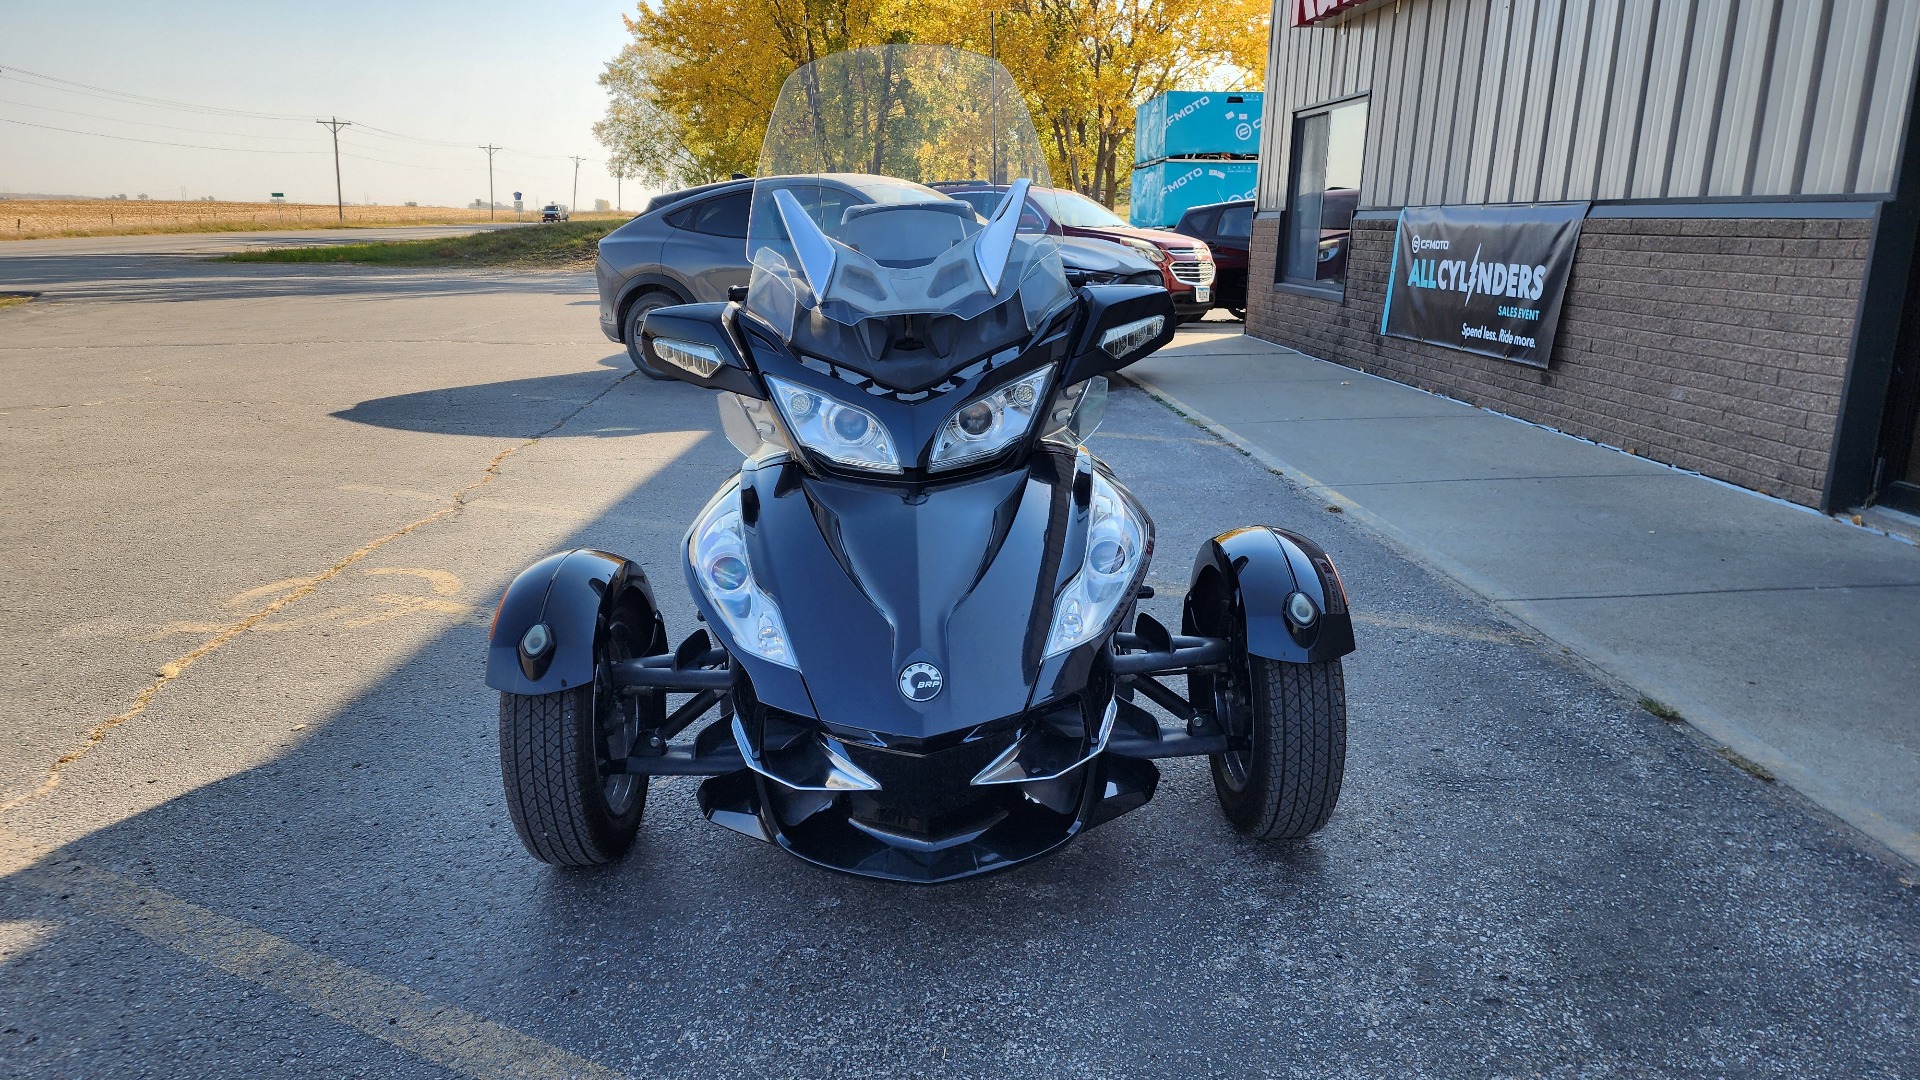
(1, 0), (652, 208)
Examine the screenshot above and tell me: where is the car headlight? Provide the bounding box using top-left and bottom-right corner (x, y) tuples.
(1045, 470), (1149, 656)
(929, 367), (1052, 471)
(689, 485), (797, 668)
(764, 375), (901, 473)
(1118, 236), (1169, 264)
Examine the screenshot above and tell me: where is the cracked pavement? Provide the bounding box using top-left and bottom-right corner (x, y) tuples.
(0, 232), (1916, 1077)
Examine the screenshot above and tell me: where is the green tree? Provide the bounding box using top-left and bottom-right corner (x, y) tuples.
(595, 0), (1268, 205)
(593, 39), (712, 188)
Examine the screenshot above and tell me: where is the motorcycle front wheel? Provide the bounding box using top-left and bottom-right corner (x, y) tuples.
(1208, 655), (1347, 839)
(499, 595), (660, 866)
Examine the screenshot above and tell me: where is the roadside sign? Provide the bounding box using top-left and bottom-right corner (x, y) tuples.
(270, 192), (284, 198)
(513, 191), (522, 200)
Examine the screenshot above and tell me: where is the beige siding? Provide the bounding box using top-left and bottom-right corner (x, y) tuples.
(1256, 0), (1920, 211)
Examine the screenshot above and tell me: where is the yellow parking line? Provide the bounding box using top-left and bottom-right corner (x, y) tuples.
(0, 442), (528, 815)
(0, 828), (626, 1080)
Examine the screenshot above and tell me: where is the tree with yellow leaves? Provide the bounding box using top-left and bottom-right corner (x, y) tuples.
(594, 0), (1267, 206)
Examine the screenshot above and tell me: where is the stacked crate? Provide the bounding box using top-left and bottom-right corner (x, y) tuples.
(1129, 91), (1263, 228)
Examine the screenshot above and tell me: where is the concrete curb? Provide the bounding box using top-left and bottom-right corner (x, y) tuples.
(1122, 368), (1920, 869)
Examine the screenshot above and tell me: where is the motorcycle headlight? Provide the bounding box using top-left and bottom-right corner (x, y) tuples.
(689, 485), (797, 668)
(1099, 316), (1164, 359)
(929, 367), (1052, 471)
(1045, 470), (1149, 656)
(765, 375), (901, 473)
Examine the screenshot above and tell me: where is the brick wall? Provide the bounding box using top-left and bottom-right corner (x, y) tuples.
(1244, 213), (1871, 508)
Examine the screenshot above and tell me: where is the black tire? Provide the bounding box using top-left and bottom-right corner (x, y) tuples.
(499, 594), (660, 866)
(622, 291), (680, 380)
(1209, 656), (1346, 839)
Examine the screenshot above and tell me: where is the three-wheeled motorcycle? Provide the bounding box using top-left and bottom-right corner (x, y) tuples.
(485, 46), (1355, 883)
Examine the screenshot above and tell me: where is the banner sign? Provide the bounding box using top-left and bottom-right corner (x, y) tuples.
(1380, 202), (1587, 369)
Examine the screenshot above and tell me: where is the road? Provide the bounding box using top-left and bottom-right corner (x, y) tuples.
(0, 231), (1915, 1077)
(0, 223), (523, 259)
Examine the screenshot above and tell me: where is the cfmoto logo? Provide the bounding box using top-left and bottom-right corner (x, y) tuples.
(898, 662), (943, 702)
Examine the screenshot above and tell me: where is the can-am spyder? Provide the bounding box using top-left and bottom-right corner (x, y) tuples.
(485, 46), (1356, 883)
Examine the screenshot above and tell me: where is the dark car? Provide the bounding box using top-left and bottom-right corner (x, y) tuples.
(1174, 199), (1252, 319)
(933, 182), (1216, 323)
(596, 176), (1161, 376)
(1314, 188), (1360, 282)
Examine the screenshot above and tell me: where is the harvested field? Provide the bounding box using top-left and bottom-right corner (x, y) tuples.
(0, 199), (630, 241)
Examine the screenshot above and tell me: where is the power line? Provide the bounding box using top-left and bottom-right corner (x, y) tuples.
(0, 63), (309, 121)
(2, 61), (613, 186)
(335, 148), (478, 172)
(0, 113), (326, 154)
(351, 121), (484, 151)
(0, 94), (319, 141)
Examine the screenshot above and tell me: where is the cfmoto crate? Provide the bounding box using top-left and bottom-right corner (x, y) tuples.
(1135, 91), (1264, 163)
(1128, 160), (1259, 228)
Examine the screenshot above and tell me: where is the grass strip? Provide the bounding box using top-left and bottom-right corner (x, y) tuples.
(216, 221), (619, 268)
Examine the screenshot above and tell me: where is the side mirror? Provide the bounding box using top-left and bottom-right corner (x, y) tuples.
(1061, 284), (1178, 385)
(638, 303), (762, 397)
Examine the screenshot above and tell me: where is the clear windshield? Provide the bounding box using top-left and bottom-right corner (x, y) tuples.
(1032, 189), (1129, 229)
(744, 46), (1069, 361)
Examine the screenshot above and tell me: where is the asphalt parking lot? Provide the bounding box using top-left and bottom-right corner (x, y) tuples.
(1, 233), (1916, 1078)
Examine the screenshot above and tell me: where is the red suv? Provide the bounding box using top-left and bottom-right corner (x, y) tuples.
(934, 183), (1216, 322)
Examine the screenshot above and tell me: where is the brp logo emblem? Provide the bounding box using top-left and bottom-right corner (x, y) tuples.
(898, 662), (943, 702)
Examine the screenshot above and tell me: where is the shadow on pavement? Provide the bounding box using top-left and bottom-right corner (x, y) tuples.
(332, 357), (655, 439)
(1, 385), (1917, 1077)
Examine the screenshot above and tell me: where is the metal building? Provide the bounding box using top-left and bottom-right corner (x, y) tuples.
(1248, 0), (1920, 515)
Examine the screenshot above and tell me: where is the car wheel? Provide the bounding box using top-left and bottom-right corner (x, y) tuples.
(1207, 655), (1347, 839)
(623, 291), (681, 380)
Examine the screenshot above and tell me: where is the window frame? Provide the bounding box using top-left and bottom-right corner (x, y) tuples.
(1277, 93), (1368, 300)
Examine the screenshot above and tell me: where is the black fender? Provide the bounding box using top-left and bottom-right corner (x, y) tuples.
(1182, 526), (1355, 664)
(616, 272), (691, 328)
(485, 549), (666, 696)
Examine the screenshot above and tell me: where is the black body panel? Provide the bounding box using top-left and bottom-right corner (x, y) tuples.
(690, 446), (1128, 740)
(485, 549), (665, 696)
(1183, 526), (1355, 664)
(698, 750), (1159, 883)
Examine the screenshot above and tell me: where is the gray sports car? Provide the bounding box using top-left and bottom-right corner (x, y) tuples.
(595, 175), (1162, 378)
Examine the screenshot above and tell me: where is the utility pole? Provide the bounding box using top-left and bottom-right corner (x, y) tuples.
(317, 117), (351, 221)
(479, 145), (501, 221)
(569, 155), (585, 215)
(612, 166), (622, 212)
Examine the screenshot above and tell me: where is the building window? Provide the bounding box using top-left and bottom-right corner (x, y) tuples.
(1280, 97), (1366, 292)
